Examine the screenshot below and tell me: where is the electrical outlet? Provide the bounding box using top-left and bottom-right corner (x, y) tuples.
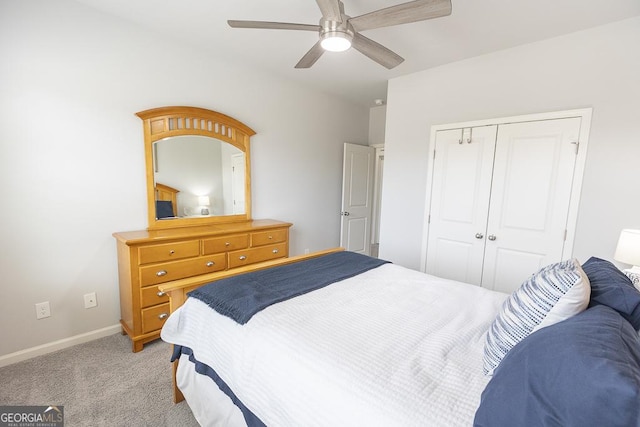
(35, 302), (51, 319)
(84, 292), (97, 309)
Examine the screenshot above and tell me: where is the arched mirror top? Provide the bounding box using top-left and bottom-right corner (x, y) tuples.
(137, 106), (255, 230)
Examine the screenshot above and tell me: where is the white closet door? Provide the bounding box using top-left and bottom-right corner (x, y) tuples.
(481, 117), (582, 293)
(426, 126), (497, 284)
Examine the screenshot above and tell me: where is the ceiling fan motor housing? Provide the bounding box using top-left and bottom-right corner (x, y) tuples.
(319, 17), (354, 51)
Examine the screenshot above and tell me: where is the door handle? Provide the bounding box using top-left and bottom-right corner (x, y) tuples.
(488, 234), (497, 241)
(341, 211), (350, 216)
(475, 233), (484, 239)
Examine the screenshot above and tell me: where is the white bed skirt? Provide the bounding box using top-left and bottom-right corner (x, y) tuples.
(177, 353), (247, 427)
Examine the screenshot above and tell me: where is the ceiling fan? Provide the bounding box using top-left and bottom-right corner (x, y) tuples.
(228, 0), (452, 69)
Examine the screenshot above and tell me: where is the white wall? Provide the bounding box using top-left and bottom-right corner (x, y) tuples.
(368, 105), (387, 146)
(0, 0), (368, 358)
(380, 16), (640, 271)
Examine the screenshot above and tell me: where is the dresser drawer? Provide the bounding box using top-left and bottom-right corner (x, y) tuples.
(138, 240), (200, 265)
(140, 284), (170, 309)
(139, 253), (227, 286)
(251, 229), (288, 247)
(228, 243), (287, 269)
(202, 234), (249, 255)
(142, 303), (170, 334)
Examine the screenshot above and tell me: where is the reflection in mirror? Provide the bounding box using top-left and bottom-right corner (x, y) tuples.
(153, 136), (245, 219)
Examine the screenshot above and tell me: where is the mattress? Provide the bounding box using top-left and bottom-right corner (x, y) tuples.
(161, 263), (508, 426)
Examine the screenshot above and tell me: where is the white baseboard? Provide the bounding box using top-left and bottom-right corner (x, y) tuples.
(0, 324), (122, 368)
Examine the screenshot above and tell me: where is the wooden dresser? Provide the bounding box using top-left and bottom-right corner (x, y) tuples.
(113, 219), (292, 352)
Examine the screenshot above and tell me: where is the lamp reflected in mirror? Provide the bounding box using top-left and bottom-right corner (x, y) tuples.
(198, 196), (211, 215)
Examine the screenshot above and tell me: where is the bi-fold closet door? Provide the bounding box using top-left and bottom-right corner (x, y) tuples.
(425, 116), (584, 294)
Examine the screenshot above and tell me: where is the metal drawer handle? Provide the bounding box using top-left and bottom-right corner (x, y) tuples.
(225, 242), (230, 246)
(157, 291), (166, 297)
(206, 261), (215, 267)
(239, 255), (247, 260)
(272, 249), (279, 254)
(169, 250), (175, 255)
(156, 270), (167, 277)
(475, 233), (484, 239)
(158, 313), (168, 320)
(268, 235), (273, 239)
(488, 235), (497, 241)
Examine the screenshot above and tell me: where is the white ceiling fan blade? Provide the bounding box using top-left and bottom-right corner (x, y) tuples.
(352, 33), (404, 69)
(228, 20), (320, 32)
(315, 0), (343, 23)
(295, 42), (325, 69)
(349, 0), (452, 32)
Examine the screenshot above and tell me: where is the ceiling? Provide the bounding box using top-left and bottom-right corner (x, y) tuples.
(75, 0), (640, 108)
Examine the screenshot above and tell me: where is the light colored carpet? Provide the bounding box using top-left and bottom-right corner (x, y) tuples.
(0, 333), (200, 426)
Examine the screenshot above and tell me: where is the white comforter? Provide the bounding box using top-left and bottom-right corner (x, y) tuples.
(161, 263), (508, 427)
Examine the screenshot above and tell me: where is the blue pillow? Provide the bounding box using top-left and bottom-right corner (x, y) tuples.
(582, 256), (640, 329)
(474, 305), (640, 427)
(155, 200), (174, 219)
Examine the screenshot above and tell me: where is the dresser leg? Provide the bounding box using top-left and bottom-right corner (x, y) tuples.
(132, 340), (144, 352)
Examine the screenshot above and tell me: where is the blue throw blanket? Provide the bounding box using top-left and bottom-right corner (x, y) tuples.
(188, 251), (389, 324)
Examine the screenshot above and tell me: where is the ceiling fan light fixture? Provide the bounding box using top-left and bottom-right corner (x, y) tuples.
(320, 30), (352, 52)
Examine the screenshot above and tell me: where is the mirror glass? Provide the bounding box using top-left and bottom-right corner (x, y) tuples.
(153, 135), (245, 220)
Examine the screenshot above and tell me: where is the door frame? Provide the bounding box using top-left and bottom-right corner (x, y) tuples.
(371, 144), (385, 247)
(420, 108), (593, 273)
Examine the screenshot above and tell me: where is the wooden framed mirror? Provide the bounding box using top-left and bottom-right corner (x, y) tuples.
(137, 106), (255, 230)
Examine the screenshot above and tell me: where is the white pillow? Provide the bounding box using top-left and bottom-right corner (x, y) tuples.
(483, 258), (590, 376)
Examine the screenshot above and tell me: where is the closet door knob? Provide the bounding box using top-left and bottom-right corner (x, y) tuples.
(488, 235), (497, 241)
(475, 233), (484, 239)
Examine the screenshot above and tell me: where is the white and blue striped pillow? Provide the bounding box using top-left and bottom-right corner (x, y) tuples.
(483, 258), (590, 375)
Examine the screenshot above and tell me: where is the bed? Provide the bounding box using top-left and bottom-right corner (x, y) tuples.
(155, 183), (179, 218)
(159, 249), (640, 427)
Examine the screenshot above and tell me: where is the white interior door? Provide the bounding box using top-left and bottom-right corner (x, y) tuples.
(425, 126), (497, 284)
(340, 143), (375, 255)
(231, 154), (245, 214)
(481, 117), (582, 293)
